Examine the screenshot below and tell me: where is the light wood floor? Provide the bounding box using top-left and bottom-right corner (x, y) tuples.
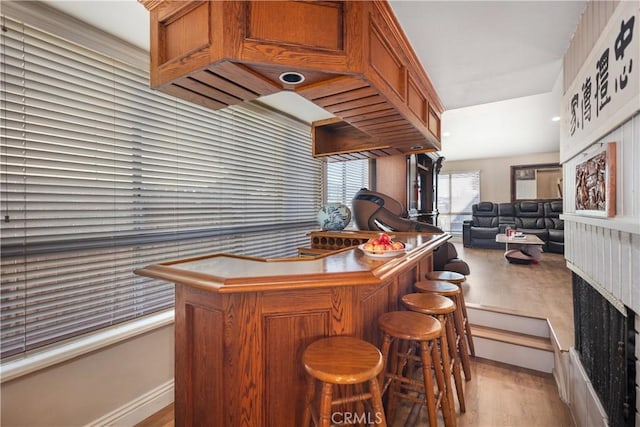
(135, 241), (575, 427)
(453, 240), (574, 350)
(391, 358), (574, 427)
(136, 358), (574, 427)
(136, 404), (173, 427)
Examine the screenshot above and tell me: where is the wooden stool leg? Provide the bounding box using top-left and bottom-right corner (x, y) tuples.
(368, 376), (388, 427)
(446, 313), (466, 413)
(318, 382), (333, 427)
(452, 296), (472, 380)
(379, 333), (392, 392)
(419, 341), (438, 427)
(386, 337), (402, 423)
(303, 376), (315, 427)
(403, 339), (417, 380)
(459, 291), (475, 356)
(434, 322), (457, 427)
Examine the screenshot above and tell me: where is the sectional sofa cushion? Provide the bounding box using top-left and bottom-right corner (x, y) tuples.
(544, 200), (564, 253)
(466, 202), (499, 247)
(513, 201), (548, 241)
(498, 203), (516, 227)
(463, 200), (564, 253)
(472, 202), (499, 227)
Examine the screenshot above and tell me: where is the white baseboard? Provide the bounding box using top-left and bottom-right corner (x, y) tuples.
(85, 379), (174, 427)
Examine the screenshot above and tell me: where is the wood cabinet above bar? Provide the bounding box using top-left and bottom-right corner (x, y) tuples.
(134, 231), (449, 426)
(139, 0), (444, 160)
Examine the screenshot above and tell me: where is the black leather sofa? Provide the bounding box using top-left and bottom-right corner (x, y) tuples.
(544, 200), (564, 253)
(463, 200), (564, 253)
(463, 202), (502, 249)
(513, 201), (549, 242)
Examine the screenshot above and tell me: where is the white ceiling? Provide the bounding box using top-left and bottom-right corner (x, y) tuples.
(42, 0), (586, 161)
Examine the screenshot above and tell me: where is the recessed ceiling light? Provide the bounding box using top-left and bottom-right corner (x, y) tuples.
(443, 132), (451, 137)
(278, 71), (305, 85)
(551, 116), (560, 122)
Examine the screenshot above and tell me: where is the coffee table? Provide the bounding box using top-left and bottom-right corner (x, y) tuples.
(495, 233), (544, 264)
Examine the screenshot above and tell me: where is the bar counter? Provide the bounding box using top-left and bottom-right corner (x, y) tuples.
(135, 231), (450, 426)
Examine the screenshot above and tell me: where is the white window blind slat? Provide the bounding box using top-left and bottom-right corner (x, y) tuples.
(0, 14), (321, 359)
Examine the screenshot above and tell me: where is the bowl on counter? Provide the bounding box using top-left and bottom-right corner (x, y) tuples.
(358, 244), (408, 258)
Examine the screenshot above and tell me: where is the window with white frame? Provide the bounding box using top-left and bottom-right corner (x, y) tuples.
(325, 159), (369, 224)
(0, 13), (322, 359)
(437, 171), (480, 234)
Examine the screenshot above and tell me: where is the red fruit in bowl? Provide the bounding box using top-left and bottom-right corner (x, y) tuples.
(378, 233), (391, 244)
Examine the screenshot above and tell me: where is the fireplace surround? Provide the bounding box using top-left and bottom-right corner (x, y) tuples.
(573, 273), (636, 427)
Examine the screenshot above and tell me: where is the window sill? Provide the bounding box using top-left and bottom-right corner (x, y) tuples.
(0, 310), (174, 384)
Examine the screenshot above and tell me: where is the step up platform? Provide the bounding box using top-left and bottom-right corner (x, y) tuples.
(466, 304), (550, 338)
(466, 303), (556, 373)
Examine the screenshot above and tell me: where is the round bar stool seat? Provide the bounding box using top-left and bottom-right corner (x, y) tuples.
(402, 293), (455, 314)
(377, 311), (455, 427)
(302, 336), (387, 427)
(415, 279), (460, 296)
(378, 310), (441, 341)
(415, 280), (474, 379)
(426, 270), (466, 285)
(402, 293), (465, 414)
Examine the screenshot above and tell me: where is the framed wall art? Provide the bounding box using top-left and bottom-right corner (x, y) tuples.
(575, 141), (616, 217)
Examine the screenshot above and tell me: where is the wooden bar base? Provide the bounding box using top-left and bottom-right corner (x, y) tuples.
(136, 232), (449, 426)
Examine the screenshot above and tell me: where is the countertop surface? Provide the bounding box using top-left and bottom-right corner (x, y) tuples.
(135, 232), (450, 293)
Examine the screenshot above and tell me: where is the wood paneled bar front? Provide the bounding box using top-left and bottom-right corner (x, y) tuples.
(135, 231), (449, 426)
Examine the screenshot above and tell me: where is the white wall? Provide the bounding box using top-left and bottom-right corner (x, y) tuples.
(563, 112), (640, 314)
(440, 151), (560, 203)
(1, 325), (174, 426)
(561, 1), (640, 425)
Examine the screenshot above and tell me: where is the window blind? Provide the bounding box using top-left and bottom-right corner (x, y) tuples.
(437, 171), (480, 233)
(0, 16), (322, 359)
(326, 159), (369, 215)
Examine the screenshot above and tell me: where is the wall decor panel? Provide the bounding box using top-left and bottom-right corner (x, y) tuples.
(565, 220), (638, 314)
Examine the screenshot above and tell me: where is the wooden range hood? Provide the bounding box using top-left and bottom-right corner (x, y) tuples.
(140, 0), (444, 161)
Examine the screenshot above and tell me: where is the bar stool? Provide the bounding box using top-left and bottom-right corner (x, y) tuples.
(401, 293), (465, 415)
(302, 336), (387, 427)
(424, 271), (475, 357)
(377, 311), (455, 427)
(415, 280), (473, 380)
(425, 271), (466, 286)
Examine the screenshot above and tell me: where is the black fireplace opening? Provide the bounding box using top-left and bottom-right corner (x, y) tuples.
(573, 273), (637, 427)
